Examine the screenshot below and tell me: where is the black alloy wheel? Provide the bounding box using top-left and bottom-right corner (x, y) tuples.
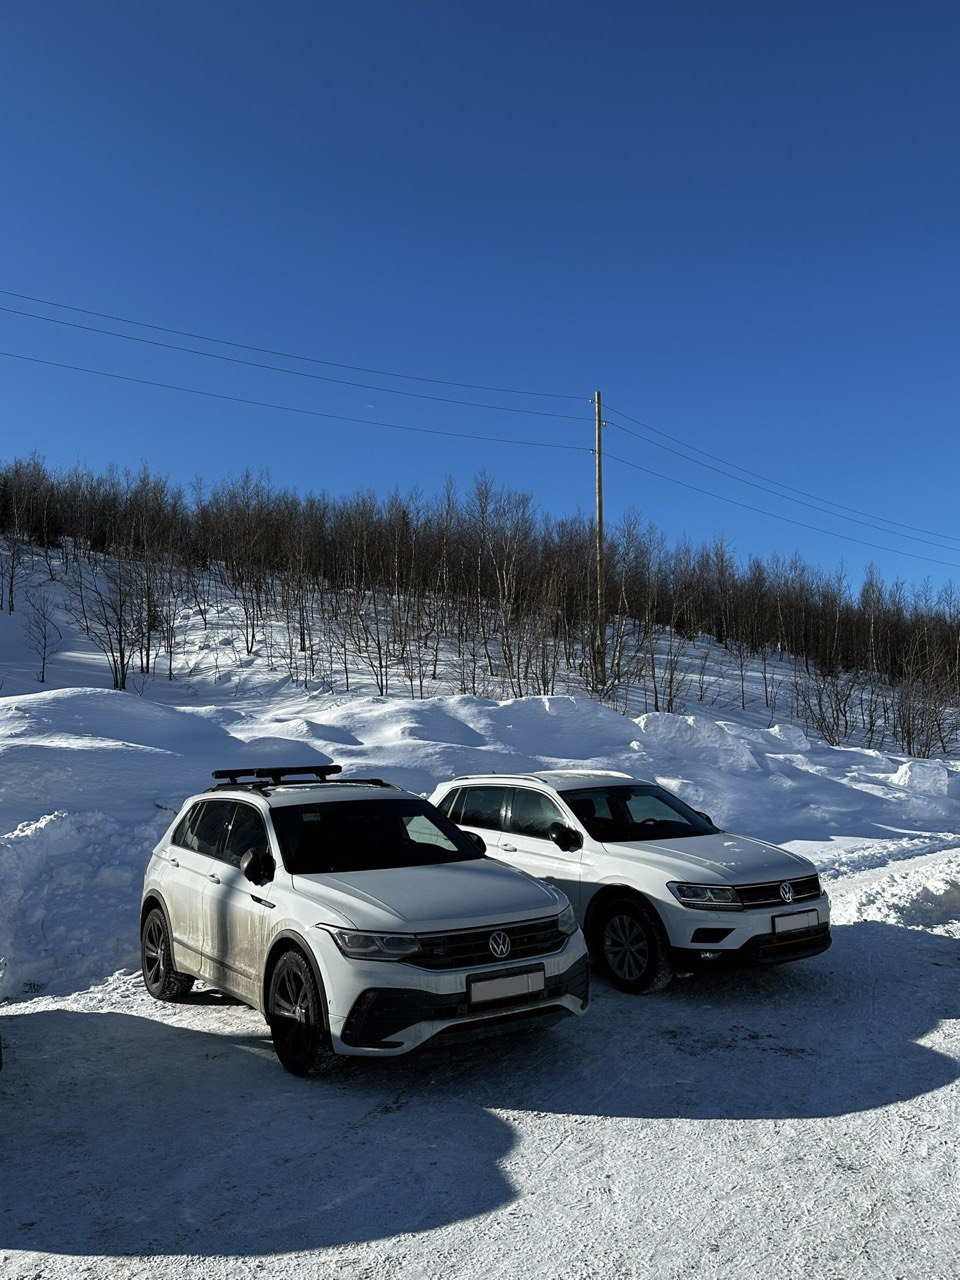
(594, 898), (674, 994)
(267, 950), (330, 1076)
(140, 907), (195, 1001)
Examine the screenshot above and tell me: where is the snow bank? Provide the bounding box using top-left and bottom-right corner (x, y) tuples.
(830, 849), (960, 935)
(0, 808), (163, 997)
(4, 672), (960, 999)
(632, 712), (761, 774)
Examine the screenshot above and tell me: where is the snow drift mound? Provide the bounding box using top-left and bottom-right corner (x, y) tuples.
(0, 808), (164, 998)
(830, 849), (960, 937)
(631, 713), (761, 774)
(890, 759), (950, 796)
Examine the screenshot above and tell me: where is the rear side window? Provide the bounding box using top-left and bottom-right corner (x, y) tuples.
(509, 789), (566, 839)
(435, 788), (462, 820)
(171, 800), (232, 856)
(460, 786), (507, 831)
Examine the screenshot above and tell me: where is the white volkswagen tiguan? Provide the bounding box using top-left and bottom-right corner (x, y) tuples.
(429, 770), (831, 994)
(140, 766), (588, 1074)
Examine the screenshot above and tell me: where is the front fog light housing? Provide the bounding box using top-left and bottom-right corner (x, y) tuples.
(330, 929), (421, 959)
(668, 883), (742, 910)
(557, 903), (577, 935)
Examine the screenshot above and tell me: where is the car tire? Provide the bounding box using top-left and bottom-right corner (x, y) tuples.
(592, 897), (674, 994)
(267, 949), (331, 1076)
(140, 907), (196, 1001)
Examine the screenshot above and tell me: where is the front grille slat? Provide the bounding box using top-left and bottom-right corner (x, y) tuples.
(735, 874), (821, 908)
(406, 916), (566, 969)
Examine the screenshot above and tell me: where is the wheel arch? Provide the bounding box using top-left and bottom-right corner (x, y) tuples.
(140, 891), (172, 937)
(583, 883), (664, 945)
(261, 931), (329, 1030)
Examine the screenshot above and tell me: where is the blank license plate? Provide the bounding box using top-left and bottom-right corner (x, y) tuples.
(470, 970), (545, 1004)
(772, 909), (819, 934)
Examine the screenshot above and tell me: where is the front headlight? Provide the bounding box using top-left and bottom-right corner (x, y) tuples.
(668, 883), (743, 911)
(557, 903), (578, 935)
(329, 928), (422, 959)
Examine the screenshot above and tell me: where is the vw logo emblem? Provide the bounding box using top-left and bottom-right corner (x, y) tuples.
(489, 931), (511, 958)
(779, 882), (794, 903)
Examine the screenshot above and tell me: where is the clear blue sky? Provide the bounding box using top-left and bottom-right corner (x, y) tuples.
(2, 1), (958, 588)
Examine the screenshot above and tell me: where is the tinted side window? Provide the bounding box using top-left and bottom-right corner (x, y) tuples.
(173, 800), (231, 856)
(509, 789), (566, 839)
(460, 786), (507, 831)
(171, 805), (200, 849)
(221, 804), (269, 869)
(435, 788), (461, 820)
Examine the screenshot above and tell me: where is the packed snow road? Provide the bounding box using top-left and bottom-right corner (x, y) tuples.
(2, 851), (959, 1280)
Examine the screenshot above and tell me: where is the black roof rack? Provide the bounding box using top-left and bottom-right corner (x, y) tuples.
(208, 765), (401, 794)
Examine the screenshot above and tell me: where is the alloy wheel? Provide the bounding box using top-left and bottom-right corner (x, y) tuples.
(603, 912), (650, 982)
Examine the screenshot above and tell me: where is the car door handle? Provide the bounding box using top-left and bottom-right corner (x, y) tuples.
(208, 873), (221, 884)
(502, 843), (518, 852)
(168, 857), (180, 867)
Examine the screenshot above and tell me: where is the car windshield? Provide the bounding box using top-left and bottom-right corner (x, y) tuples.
(272, 797), (483, 874)
(559, 785), (717, 843)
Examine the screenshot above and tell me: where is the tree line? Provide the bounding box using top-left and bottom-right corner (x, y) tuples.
(2, 454), (959, 755)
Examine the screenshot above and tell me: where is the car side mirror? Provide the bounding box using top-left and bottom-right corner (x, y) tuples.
(241, 849), (275, 885)
(464, 830), (486, 855)
(547, 822), (582, 852)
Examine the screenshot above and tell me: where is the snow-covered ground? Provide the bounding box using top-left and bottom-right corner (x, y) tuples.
(2, 601), (959, 1278)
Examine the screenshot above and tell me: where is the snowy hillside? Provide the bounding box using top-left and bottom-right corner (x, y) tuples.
(1, 586), (959, 1277)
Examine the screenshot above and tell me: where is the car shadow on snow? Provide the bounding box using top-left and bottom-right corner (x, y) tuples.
(0, 919), (957, 1260)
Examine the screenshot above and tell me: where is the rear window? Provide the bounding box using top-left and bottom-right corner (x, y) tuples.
(271, 797), (483, 874)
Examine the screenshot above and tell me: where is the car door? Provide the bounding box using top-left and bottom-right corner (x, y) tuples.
(160, 800), (227, 974)
(498, 787), (583, 913)
(201, 801), (276, 1003)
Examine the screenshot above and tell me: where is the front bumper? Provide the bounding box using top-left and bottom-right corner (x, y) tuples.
(331, 948), (589, 1055)
(661, 892), (832, 968)
(671, 921), (831, 969)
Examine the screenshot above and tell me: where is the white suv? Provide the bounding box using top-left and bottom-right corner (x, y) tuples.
(140, 766), (588, 1074)
(429, 770), (831, 994)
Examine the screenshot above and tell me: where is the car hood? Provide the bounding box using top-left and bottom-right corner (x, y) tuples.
(291, 857), (566, 932)
(598, 832), (817, 885)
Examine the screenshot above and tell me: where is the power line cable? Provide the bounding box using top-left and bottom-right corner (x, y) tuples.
(604, 449), (960, 572)
(0, 304), (590, 421)
(0, 348), (591, 455)
(0, 288), (583, 399)
(604, 401), (960, 547)
(603, 414), (960, 555)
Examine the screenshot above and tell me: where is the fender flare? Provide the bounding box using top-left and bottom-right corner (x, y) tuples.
(139, 890), (188, 974)
(261, 930), (330, 1033)
(583, 883), (663, 943)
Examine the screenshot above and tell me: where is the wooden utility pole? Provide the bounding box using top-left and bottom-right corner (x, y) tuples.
(594, 390), (606, 688)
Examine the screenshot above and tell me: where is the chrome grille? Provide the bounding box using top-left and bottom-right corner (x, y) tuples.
(736, 874), (821, 908)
